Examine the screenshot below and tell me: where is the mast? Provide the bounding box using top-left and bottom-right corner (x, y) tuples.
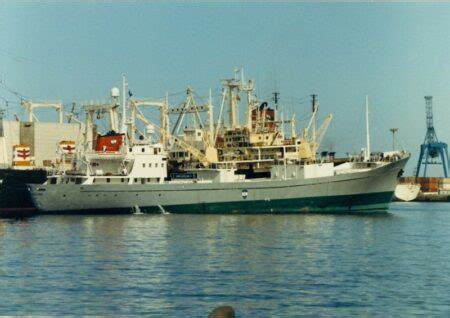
(121, 75), (127, 134)
(228, 81), (238, 129)
(164, 92), (169, 147)
(0, 109), (7, 166)
(208, 89), (214, 145)
(365, 95), (371, 161)
(311, 94), (317, 143)
(273, 91), (280, 124)
(245, 80), (253, 131)
(290, 114), (296, 139)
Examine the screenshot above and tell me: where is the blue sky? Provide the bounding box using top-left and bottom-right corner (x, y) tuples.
(2, 2), (450, 174)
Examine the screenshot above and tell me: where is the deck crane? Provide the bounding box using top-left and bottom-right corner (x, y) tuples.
(310, 114), (333, 155)
(21, 100), (64, 123)
(168, 87), (218, 163)
(170, 87), (216, 148)
(134, 108), (216, 167)
(128, 98), (169, 145)
(302, 102), (319, 141)
(300, 101), (333, 160)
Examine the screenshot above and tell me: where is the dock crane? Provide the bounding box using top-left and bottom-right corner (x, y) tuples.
(415, 96), (449, 177)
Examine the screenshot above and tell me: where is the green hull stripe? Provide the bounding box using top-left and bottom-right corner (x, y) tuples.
(158, 191), (394, 214)
(42, 191), (395, 214)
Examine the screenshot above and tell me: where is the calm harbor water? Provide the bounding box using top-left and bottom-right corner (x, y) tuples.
(1, 203), (450, 316)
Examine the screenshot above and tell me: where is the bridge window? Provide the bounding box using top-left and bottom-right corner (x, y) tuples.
(155, 163), (158, 168)
(142, 163), (146, 168)
(142, 148), (145, 153)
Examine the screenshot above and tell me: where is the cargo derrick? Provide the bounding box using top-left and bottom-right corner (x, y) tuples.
(214, 70), (333, 174)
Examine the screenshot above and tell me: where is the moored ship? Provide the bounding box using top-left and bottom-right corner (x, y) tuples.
(0, 102), (82, 217)
(29, 152), (408, 214)
(28, 74), (410, 214)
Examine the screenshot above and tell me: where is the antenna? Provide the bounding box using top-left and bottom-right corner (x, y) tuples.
(273, 92), (280, 110)
(311, 94), (317, 112)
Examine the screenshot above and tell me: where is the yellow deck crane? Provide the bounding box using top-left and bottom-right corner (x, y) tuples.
(167, 87), (218, 165)
(310, 114), (333, 155)
(299, 103), (333, 160)
(134, 106), (216, 168)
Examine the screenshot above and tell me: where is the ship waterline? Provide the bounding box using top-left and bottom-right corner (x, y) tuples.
(28, 156), (408, 214)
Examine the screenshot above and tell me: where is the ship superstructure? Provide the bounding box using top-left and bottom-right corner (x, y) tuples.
(136, 69), (334, 175)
